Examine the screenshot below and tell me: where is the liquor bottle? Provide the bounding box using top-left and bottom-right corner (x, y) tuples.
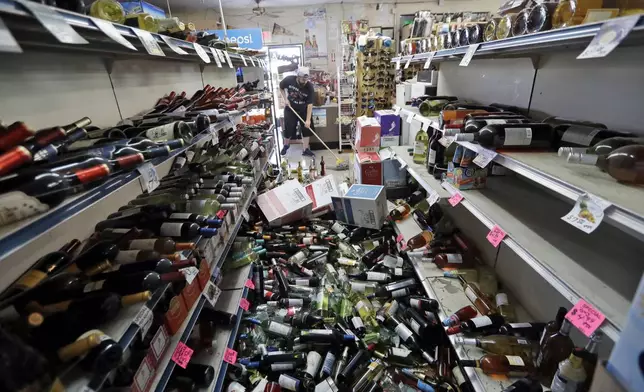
(457, 276), (495, 315)
(387, 203), (411, 221)
(460, 354), (532, 377)
(536, 319), (574, 385)
(442, 305), (477, 327)
(0, 165), (111, 226)
(447, 314), (505, 335)
(498, 322), (546, 341)
(550, 349), (586, 392)
(570, 144), (644, 184)
(455, 123), (556, 149)
(456, 335), (538, 356)
(579, 331), (602, 392)
(413, 127), (429, 164)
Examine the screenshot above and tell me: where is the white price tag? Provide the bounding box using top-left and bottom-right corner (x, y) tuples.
(216, 48), (227, 64)
(202, 280), (222, 307)
(404, 56), (412, 69)
(133, 306), (153, 338)
(208, 124), (219, 145)
(394, 106), (401, 116)
(138, 162), (160, 193)
(132, 28), (165, 56)
(242, 209), (250, 222)
(406, 114), (415, 124)
(91, 18), (136, 51)
(210, 47), (222, 67)
(427, 191), (440, 207)
(160, 35), (188, 54)
(577, 15), (639, 59)
(423, 52), (435, 70)
(180, 267), (200, 285)
(224, 50), (234, 68)
(17, 0), (88, 44)
(240, 55), (248, 66)
(472, 148), (498, 168)
(439, 136), (454, 147)
(395, 58), (401, 70)
(561, 193), (611, 233)
(193, 43), (211, 63)
(249, 57), (256, 66)
(459, 43), (480, 67)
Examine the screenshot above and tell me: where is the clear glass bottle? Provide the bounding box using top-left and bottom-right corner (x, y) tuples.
(413, 127), (429, 164)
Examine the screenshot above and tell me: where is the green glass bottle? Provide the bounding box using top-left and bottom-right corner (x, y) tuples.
(413, 126), (429, 164)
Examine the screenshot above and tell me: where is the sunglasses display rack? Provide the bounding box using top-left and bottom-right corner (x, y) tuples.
(355, 39), (396, 118)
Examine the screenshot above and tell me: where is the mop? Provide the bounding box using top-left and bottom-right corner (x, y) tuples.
(287, 106), (349, 170)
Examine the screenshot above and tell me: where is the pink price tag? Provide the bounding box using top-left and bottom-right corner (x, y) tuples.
(245, 279), (255, 290)
(223, 347), (238, 364)
(395, 234), (404, 243)
(448, 193), (464, 207)
(486, 225), (506, 248)
(565, 299), (606, 337)
(239, 298), (250, 311)
(171, 341), (194, 369)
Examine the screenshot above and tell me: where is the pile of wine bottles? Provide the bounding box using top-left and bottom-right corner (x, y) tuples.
(0, 84), (268, 228)
(0, 115), (274, 390)
(411, 97), (644, 184)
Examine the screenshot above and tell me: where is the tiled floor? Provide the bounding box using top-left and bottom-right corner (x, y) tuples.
(278, 143), (354, 185)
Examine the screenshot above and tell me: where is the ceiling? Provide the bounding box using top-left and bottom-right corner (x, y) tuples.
(153, 0), (416, 12)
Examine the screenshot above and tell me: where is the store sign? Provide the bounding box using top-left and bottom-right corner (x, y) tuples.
(205, 28), (263, 49)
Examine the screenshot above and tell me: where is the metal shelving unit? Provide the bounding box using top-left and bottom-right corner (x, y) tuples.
(337, 39), (355, 151)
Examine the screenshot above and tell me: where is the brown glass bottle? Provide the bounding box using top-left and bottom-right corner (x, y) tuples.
(460, 353), (533, 377)
(536, 318), (575, 385)
(539, 307), (567, 347)
(458, 275), (495, 315)
(577, 145), (644, 184)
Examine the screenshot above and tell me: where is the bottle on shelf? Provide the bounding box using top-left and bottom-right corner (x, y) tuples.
(536, 318), (575, 385)
(413, 126), (429, 164)
(455, 123), (556, 150)
(550, 349), (587, 392)
(457, 275), (495, 315)
(460, 354), (533, 377)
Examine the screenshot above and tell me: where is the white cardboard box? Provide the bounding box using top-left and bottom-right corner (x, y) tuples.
(257, 180), (312, 226)
(304, 175), (340, 216)
(331, 184), (387, 229)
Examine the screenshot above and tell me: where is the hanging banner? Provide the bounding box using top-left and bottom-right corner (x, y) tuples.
(204, 28), (263, 50)
(303, 8), (327, 59)
(272, 23), (296, 37)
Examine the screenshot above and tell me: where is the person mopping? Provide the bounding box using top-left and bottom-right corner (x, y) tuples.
(279, 66), (315, 157)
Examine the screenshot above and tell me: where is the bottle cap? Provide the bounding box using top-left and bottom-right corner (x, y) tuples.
(199, 227), (219, 237)
(444, 129), (461, 137)
(27, 312), (44, 327)
(176, 242), (196, 250)
(121, 291), (153, 306)
(567, 152), (599, 165)
(446, 325), (462, 335)
(455, 133), (475, 142)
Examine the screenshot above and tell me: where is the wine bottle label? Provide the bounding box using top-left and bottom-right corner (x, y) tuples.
(428, 149), (437, 164)
(452, 366), (467, 385)
(367, 272), (388, 281)
(302, 237), (314, 245)
(446, 254), (463, 263)
(295, 279), (309, 286)
(146, 123), (175, 141)
(561, 126), (600, 146)
(83, 280), (105, 293)
(505, 355), (525, 366)
(413, 141), (426, 155)
(391, 347), (411, 357)
(307, 329), (333, 335)
(286, 299), (304, 306)
(509, 322), (533, 328)
(331, 222), (345, 234)
(235, 148), (248, 161)
(0, 191), (50, 226)
(227, 381), (247, 392)
(128, 239), (157, 250)
(503, 128), (533, 146)
(115, 250), (141, 264)
(351, 282), (367, 292)
(517, 339), (529, 345)
(15, 269), (47, 290)
(550, 371), (582, 392)
(484, 119), (508, 125)
(169, 213), (193, 220)
(351, 316), (365, 329)
(410, 319), (422, 334)
(160, 222), (183, 237)
(395, 267), (404, 276)
(496, 293), (509, 306)
(322, 352), (335, 374)
(394, 323), (414, 341)
(338, 257), (357, 266)
(278, 375), (300, 391)
(410, 298), (421, 309)
(291, 252), (307, 263)
(268, 321), (292, 336)
(174, 157), (186, 167)
(306, 351), (322, 376)
(464, 287), (479, 304)
(471, 316), (493, 328)
(271, 362), (296, 371)
(391, 288), (409, 298)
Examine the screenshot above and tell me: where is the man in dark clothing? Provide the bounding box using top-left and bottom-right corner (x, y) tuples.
(279, 66), (315, 157)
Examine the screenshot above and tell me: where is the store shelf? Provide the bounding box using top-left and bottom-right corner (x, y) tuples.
(0, 0), (263, 66)
(389, 145), (450, 199)
(455, 141), (644, 242)
(391, 15), (644, 66)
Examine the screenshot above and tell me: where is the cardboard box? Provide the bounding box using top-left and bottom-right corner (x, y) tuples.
(380, 135), (400, 147)
(257, 180), (313, 226)
(355, 116), (381, 152)
(304, 175), (340, 216)
(591, 361), (627, 392)
(445, 162), (488, 190)
(374, 110), (400, 137)
(331, 184), (387, 229)
(354, 152), (382, 186)
(381, 156), (406, 189)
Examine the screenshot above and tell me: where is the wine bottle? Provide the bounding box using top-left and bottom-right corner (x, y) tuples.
(464, 115), (529, 133)
(457, 275), (495, 315)
(455, 123), (556, 149)
(456, 335), (537, 356)
(173, 363), (215, 388)
(201, 307), (237, 326)
(55, 329), (123, 373)
(460, 354), (532, 377)
(48, 152), (146, 174)
(123, 237), (193, 253)
(143, 220), (219, 239)
(550, 349), (587, 392)
(447, 314), (505, 335)
(0, 117), (91, 153)
(66, 240), (119, 275)
(413, 127), (429, 165)
(442, 305), (477, 327)
(406, 296), (439, 312)
(33, 128), (89, 162)
(337, 349), (370, 383)
(569, 144), (644, 184)
(578, 331), (602, 392)
(499, 322), (546, 341)
(104, 258), (194, 275)
(536, 318), (574, 385)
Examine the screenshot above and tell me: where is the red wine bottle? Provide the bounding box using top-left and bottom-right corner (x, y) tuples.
(49, 153), (146, 174)
(67, 240), (120, 276)
(455, 123), (556, 149)
(0, 117), (91, 153)
(33, 128), (89, 162)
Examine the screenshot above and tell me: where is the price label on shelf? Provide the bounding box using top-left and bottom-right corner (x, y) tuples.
(138, 162), (159, 193)
(223, 348), (238, 365)
(406, 114), (415, 124)
(91, 18), (136, 51)
(210, 47), (222, 67)
(240, 298), (250, 311)
(249, 57), (256, 66)
(473, 148), (498, 168)
(160, 35), (188, 55)
(404, 56), (412, 69)
(395, 58), (401, 70)
(242, 209), (250, 222)
(171, 341), (194, 369)
(448, 192), (464, 207)
(561, 193), (611, 234)
(224, 50), (234, 68)
(423, 52), (435, 70)
(427, 191), (440, 207)
(193, 43), (211, 63)
(202, 280), (222, 307)
(486, 225), (507, 248)
(459, 43), (480, 67)
(393, 106), (401, 116)
(179, 267), (199, 285)
(240, 55), (248, 66)
(578, 15), (639, 59)
(245, 279), (255, 289)
(132, 28), (165, 56)
(565, 299), (606, 337)
(17, 0), (88, 44)
(149, 326), (170, 363)
(133, 306), (153, 339)
(438, 136), (454, 147)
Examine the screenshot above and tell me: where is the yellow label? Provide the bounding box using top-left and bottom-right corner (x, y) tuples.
(15, 270), (47, 289)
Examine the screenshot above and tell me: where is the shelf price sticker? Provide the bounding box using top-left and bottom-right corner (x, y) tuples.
(91, 18), (136, 51)
(193, 43), (211, 63)
(210, 47), (222, 67)
(438, 136), (454, 147)
(393, 106), (401, 115)
(561, 193), (611, 234)
(249, 57), (256, 66)
(180, 267), (199, 285)
(406, 113), (415, 124)
(240, 55), (248, 66)
(133, 306), (154, 339)
(224, 50), (234, 68)
(395, 58), (401, 70)
(202, 280), (222, 307)
(404, 56), (412, 69)
(486, 225), (507, 248)
(160, 35), (188, 55)
(448, 192), (464, 207)
(577, 15), (639, 59)
(132, 28), (165, 56)
(423, 52), (435, 70)
(245, 279), (255, 290)
(427, 191), (440, 207)
(17, 0), (88, 44)
(171, 341), (194, 369)
(565, 299), (606, 337)
(223, 348), (238, 365)
(459, 43), (480, 67)
(473, 148), (498, 168)
(138, 162), (159, 193)
(240, 298), (251, 311)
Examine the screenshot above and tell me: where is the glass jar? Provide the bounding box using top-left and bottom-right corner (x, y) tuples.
(484, 19), (500, 42)
(459, 27), (470, 46)
(553, 0), (604, 28)
(512, 10), (529, 36)
(496, 14), (516, 40)
(527, 3), (558, 33)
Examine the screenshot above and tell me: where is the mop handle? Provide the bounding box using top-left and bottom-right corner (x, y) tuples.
(288, 105), (342, 162)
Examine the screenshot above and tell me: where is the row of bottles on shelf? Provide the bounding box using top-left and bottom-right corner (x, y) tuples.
(0, 83), (268, 228)
(410, 97), (644, 184)
(0, 119), (275, 390)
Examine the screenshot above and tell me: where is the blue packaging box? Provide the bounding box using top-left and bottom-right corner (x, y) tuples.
(331, 184), (387, 229)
